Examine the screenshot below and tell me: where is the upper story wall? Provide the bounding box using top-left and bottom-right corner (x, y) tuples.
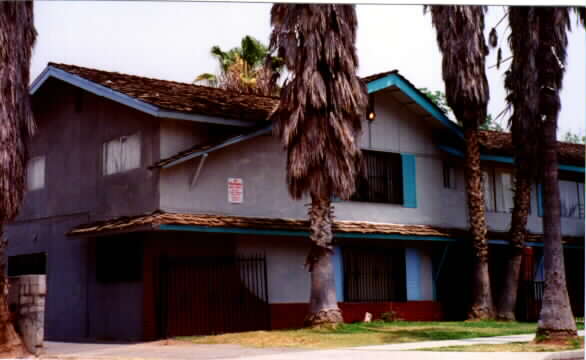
(17, 80), (160, 222)
(159, 132), (307, 218)
(159, 88), (584, 237)
(158, 89), (455, 226)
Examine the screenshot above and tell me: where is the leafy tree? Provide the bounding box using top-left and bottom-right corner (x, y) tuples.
(480, 114), (504, 132)
(0, 2), (36, 354)
(419, 87), (451, 115)
(562, 131), (586, 144)
(428, 5), (495, 320)
(420, 88), (503, 131)
(269, 4), (367, 327)
(195, 35), (283, 96)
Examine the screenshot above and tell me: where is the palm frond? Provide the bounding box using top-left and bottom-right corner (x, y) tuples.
(193, 73), (218, 86)
(573, 7), (585, 29)
(269, 4), (367, 200)
(504, 7), (541, 178)
(429, 6), (489, 129)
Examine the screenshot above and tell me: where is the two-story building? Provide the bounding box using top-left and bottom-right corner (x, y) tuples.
(6, 63), (584, 341)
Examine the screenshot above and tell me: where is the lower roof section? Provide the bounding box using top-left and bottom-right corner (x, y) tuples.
(67, 210), (583, 247)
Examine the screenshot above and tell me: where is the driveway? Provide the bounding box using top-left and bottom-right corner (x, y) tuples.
(42, 340), (305, 360)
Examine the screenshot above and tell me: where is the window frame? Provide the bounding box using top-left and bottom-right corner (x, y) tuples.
(351, 149), (404, 205)
(442, 160), (457, 190)
(26, 155), (46, 191)
(558, 174), (585, 219)
(102, 132), (141, 176)
(482, 166), (516, 214)
(7, 252), (47, 277)
(342, 246), (406, 302)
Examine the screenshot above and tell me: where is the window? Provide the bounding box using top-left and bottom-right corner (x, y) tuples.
(102, 133), (141, 175)
(343, 247), (406, 302)
(443, 161), (456, 189)
(96, 237), (142, 283)
(559, 179), (584, 218)
(26, 156), (45, 191)
(7, 253), (46, 276)
(352, 150), (403, 204)
(483, 168), (514, 213)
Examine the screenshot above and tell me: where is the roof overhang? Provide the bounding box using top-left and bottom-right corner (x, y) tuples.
(438, 144), (586, 174)
(30, 66), (256, 128)
(66, 211), (583, 248)
(153, 125), (272, 169)
(366, 73), (463, 138)
(67, 211), (459, 241)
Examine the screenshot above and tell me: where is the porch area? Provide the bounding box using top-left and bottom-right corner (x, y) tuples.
(68, 211), (584, 341)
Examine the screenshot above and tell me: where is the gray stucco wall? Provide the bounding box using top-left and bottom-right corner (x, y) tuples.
(6, 214), (89, 341)
(159, 133), (307, 218)
(6, 80), (158, 340)
(236, 236), (311, 304)
(159, 89), (584, 237)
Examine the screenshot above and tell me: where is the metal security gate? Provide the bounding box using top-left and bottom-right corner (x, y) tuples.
(158, 255), (270, 337)
(518, 280), (544, 321)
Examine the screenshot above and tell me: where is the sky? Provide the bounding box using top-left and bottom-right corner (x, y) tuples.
(30, 2), (586, 138)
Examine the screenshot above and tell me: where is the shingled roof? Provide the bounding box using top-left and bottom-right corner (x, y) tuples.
(67, 210), (457, 237)
(47, 63), (278, 123)
(361, 70), (399, 83)
(38, 63), (584, 168)
(478, 130), (585, 167)
(67, 211), (582, 246)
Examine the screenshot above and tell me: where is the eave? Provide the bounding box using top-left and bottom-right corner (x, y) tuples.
(30, 66), (256, 128)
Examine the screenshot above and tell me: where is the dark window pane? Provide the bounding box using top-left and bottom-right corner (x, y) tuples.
(352, 150), (403, 204)
(343, 247), (406, 302)
(8, 253), (46, 276)
(96, 237), (142, 283)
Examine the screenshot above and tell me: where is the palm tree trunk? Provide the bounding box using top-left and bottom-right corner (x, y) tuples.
(536, 114), (577, 339)
(304, 196), (343, 327)
(464, 127), (495, 320)
(496, 172), (531, 320)
(0, 225), (25, 355)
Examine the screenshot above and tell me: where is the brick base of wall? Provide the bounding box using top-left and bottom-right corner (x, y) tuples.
(270, 301), (443, 329)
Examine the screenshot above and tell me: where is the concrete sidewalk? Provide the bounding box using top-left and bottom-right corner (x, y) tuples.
(352, 330), (585, 351)
(231, 331), (584, 360)
(42, 340), (304, 360)
(233, 349), (583, 360)
(40, 331), (585, 360)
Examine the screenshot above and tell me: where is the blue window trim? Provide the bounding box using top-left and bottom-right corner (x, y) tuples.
(405, 248), (422, 301)
(401, 153), (417, 208)
(537, 183), (544, 217)
(333, 246), (344, 302)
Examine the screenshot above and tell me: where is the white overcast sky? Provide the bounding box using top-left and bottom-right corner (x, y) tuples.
(30, 1), (586, 138)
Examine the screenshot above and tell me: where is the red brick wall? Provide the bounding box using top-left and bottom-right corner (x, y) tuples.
(270, 301), (443, 329)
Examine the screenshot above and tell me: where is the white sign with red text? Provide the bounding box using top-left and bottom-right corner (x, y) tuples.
(228, 178), (243, 204)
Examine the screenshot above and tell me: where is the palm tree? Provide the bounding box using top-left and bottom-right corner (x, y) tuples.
(496, 7), (541, 321)
(195, 35), (283, 96)
(0, 1), (37, 353)
(268, 4), (367, 326)
(534, 7), (577, 340)
(428, 5), (495, 319)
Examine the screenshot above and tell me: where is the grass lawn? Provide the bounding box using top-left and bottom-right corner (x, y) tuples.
(176, 320), (584, 349)
(418, 337), (584, 352)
